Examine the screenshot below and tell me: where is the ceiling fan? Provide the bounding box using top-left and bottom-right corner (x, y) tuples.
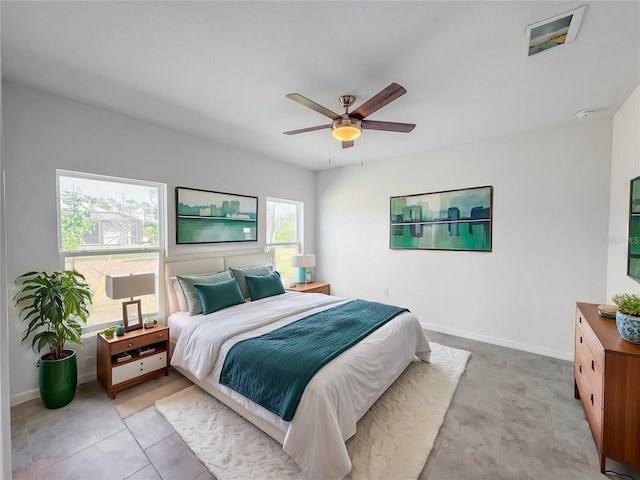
(283, 83), (416, 149)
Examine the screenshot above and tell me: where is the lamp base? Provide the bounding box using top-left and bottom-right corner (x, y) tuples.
(297, 267), (307, 284)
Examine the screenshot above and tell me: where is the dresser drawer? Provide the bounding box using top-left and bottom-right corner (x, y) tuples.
(109, 329), (169, 355)
(112, 352), (167, 385)
(575, 310), (604, 374)
(576, 363), (604, 450)
(575, 332), (604, 408)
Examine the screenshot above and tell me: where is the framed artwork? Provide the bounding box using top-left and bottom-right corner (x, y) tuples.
(123, 300), (142, 332)
(390, 185), (493, 251)
(176, 187), (258, 244)
(627, 176), (640, 281)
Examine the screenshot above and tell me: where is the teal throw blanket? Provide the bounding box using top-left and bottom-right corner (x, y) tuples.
(219, 299), (408, 421)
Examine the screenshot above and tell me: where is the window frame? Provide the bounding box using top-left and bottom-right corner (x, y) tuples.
(56, 170), (166, 333)
(265, 197), (304, 279)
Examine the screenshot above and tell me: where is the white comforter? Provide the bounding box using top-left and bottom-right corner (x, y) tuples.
(171, 292), (431, 480)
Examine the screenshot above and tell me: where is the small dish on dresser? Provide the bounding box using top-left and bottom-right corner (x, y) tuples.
(597, 304), (617, 319)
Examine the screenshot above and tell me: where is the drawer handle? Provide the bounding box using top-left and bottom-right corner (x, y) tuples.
(128, 343), (133, 347)
(590, 393), (594, 406)
(579, 316), (582, 324)
(158, 334), (163, 337)
(579, 365), (582, 373)
(580, 336), (583, 344)
(591, 360), (594, 371)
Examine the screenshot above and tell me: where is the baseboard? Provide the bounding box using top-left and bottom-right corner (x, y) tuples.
(421, 322), (574, 362)
(10, 388), (39, 407)
(10, 372), (98, 407)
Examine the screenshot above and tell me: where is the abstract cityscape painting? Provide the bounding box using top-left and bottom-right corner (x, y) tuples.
(390, 186), (492, 251)
(176, 187), (257, 244)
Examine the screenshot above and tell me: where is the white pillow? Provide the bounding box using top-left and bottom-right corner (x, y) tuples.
(170, 277), (188, 312)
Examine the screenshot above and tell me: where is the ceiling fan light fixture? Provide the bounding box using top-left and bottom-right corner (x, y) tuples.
(331, 118), (362, 141)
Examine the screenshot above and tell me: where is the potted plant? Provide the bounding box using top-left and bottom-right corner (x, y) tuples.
(103, 327), (116, 339)
(14, 270), (93, 408)
(611, 293), (640, 344)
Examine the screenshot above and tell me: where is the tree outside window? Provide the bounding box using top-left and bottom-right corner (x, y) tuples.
(266, 198), (302, 284)
(58, 171), (164, 330)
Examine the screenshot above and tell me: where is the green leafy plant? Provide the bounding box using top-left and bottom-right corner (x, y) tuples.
(103, 327), (116, 338)
(14, 271), (93, 360)
(611, 293), (640, 316)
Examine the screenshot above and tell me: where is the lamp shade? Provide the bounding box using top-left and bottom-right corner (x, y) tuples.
(331, 118), (362, 141)
(291, 254), (315, 268)
(105, 273), (155, 299)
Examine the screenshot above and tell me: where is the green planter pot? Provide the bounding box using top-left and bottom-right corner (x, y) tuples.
(38, 350), (77, 409)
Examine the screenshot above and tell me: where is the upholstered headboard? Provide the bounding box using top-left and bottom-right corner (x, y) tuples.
(164, 249), (271, 316)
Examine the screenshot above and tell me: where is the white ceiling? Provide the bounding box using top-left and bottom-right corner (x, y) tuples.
(2, 1), (639, 171)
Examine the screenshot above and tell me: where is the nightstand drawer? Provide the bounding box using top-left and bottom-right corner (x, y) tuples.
(112, 352), (167, 385)
(109, 329), (168, 355)
(285, 282), (330, 295)
(303, 284), (330, 295)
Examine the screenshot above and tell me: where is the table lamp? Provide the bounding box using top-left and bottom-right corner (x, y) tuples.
(105, 273), (155, 331)
(291, 254), (315, 284)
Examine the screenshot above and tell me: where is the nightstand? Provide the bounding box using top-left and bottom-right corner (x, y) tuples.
(285, 282), (330, 295)
(97, 325), (170, 399)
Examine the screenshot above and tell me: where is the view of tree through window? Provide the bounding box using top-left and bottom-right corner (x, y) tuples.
(266, 198), (302, 284)
(58, 172), (164, 329)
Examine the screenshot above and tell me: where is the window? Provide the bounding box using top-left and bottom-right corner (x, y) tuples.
(57, 171), (165, 331)
(265, 198), (303, 285)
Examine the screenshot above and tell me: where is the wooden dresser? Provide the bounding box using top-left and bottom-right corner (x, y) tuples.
(574, 302), (640, 472)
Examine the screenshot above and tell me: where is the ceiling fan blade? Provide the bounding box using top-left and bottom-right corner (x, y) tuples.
(350, 83), (407, 120)
(362, 120), (416, 133)
(286, 93), (341, 120)
(283, 124), (331, 135)
(342, 140), (354, 149)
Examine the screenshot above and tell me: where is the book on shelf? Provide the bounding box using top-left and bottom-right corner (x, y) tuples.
(137, 347), (155, 356)
(115, 352), (131, 363)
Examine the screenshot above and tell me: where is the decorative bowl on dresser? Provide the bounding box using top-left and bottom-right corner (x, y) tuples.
(615, 310), (640, 344)
(574, 302), (640, 473)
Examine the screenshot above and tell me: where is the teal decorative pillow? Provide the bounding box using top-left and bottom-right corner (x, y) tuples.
(229, 264), (273, 298)
(177, 270), (233, 315)
(193, 278), (245, 315)
(245, 271), (285, 301)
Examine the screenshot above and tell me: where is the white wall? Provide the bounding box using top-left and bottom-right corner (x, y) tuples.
(0, 4), (14, 474)
(2, 82), (316, 404)
(606, 83), (640, 299)
(316, 121), (612, 360)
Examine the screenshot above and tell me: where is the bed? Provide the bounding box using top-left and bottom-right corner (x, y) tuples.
(165, 250), (431, 480)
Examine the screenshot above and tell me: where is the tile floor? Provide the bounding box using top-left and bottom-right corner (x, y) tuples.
(10, 331), (640, 480)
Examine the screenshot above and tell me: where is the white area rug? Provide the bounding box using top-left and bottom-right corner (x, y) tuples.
(155, 343), (469, 480)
